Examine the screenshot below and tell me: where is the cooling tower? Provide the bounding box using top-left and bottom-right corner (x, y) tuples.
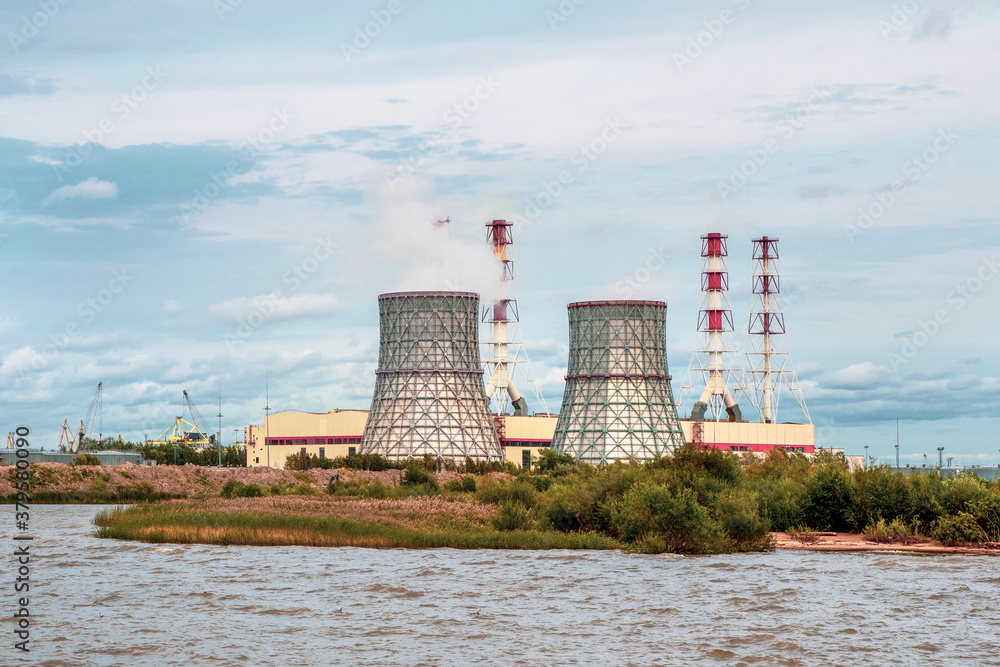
(551, 300), (685, 463)
(361, 291), (502, 462)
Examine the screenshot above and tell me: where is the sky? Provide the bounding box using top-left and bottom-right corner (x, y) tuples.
(1, 0), (998, 465)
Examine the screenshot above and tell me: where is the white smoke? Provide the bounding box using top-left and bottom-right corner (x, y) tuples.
(368, 178), (506, 303)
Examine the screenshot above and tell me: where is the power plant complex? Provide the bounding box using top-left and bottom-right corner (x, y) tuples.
(245, 224), (817, 469)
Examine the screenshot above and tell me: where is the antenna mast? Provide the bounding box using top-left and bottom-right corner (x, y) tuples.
(743, 236), (810, 423)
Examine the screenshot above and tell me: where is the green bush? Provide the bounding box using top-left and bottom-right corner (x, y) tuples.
(445, 476), (477, 493)
(221, 479), (245, 499)
(402, 465), (439, 490)
(931, 513), (984, 545)
(75, 453), (102, 466)
(492, 499), (531, 531)
(803, 465), (852, 531)
(476, 479), (537, 508)
(115, 481), (156, 502)
(609, 484), (728, 554)
(863, 518), (917, 544)
(239, 483), (264, 498)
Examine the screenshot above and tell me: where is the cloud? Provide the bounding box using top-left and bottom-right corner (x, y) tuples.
(209, 293), (342, 322)
(0, 346), (43, 378)
(46, 177), (119, 204)
(0, 316), (19, 335)
(0, 74), (59, 98)
(162, 300), (186, 315)
(826, 362), (894, 390)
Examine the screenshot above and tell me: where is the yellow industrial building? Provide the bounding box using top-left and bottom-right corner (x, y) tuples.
(678, 419), (815, 454)
(244, 409), (820, 469)
(245, 410), (558, 469)
(245, 409), (368, 469)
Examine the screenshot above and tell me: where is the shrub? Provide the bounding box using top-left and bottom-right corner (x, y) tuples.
(609, 484), (728, 554)
(537, 449), (576, 475)
(402, 465), (439, 490)
(239, 483), (264, 498)
(863, 518), (918, 544)
(803, 465), (852, 531)
(931, 513), (984, 545)
(445, 476), (477, 493)
(786, 525), (820, 545)
(115, 481), (156, 502)
(476, 479), (537, 508)
(492, 499), (531, 531)
(221, 479), (245, 499)
(526, 475), (551, 492)
(75, 453), (102, 466)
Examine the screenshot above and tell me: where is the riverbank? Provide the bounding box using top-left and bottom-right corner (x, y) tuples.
(773, 531), (1000, 555)
(0, 461), (499, 502)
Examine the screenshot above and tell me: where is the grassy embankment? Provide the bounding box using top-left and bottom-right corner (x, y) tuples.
(92, 446), (1000, 554)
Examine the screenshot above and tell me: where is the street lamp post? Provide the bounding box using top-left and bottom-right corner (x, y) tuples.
(864, 445), (869, 467)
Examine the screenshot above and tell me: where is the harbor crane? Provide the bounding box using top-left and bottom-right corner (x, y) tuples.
(146, 390), (214, 447)
(76, 382), (103, 451)
(58, 419), (77, 452)
(183, 390), (215, 444)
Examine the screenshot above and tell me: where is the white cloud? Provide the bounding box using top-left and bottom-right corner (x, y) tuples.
(0, 346), (43, 378)
(209, 293), (342, 322)
(162, 300), (186, 315)
(826, 361), (894, 390)
(0, 315), (19, 335)
(46, 177), (118, 204)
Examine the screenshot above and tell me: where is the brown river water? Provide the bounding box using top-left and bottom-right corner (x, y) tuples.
(9, 505), (1000, 666)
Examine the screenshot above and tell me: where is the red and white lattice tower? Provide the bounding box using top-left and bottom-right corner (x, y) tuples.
(680, 233), (743, 422)
(743, 236), (810, 424)
(482, 220), (548, 416)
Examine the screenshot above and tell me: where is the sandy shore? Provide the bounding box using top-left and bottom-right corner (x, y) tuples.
(772, 532), (1000, 556)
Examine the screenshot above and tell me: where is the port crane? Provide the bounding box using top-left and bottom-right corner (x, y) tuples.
(58, 419), (77, 452)
(146, 390), (214, 447)
(76, 382), (103, 452)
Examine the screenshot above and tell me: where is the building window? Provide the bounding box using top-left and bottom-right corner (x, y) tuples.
(348, 446), (356, 455)
(255, 457), (259, 464)
(319, 447), (325, 459)
(335, 438), (343, 444)
(301, 447), (307, 456)
(522, 450), (531, 469)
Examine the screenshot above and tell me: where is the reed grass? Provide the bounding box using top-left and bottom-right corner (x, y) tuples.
(93, 500), (619, 550)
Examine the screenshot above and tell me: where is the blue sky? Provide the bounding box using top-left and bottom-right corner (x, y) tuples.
(2, 0), (998, 464)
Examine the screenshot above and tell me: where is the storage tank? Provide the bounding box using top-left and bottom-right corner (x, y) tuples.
(551, 300), (684, 463)
(361, 291), (502, 462)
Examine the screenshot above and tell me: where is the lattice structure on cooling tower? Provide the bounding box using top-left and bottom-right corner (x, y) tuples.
(551, 301), (685, 464)
(361, 291), (502, 462)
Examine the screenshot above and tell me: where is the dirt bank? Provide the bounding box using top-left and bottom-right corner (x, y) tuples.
(0, 462), (513, 500)
(773, 531), (1000, 556)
